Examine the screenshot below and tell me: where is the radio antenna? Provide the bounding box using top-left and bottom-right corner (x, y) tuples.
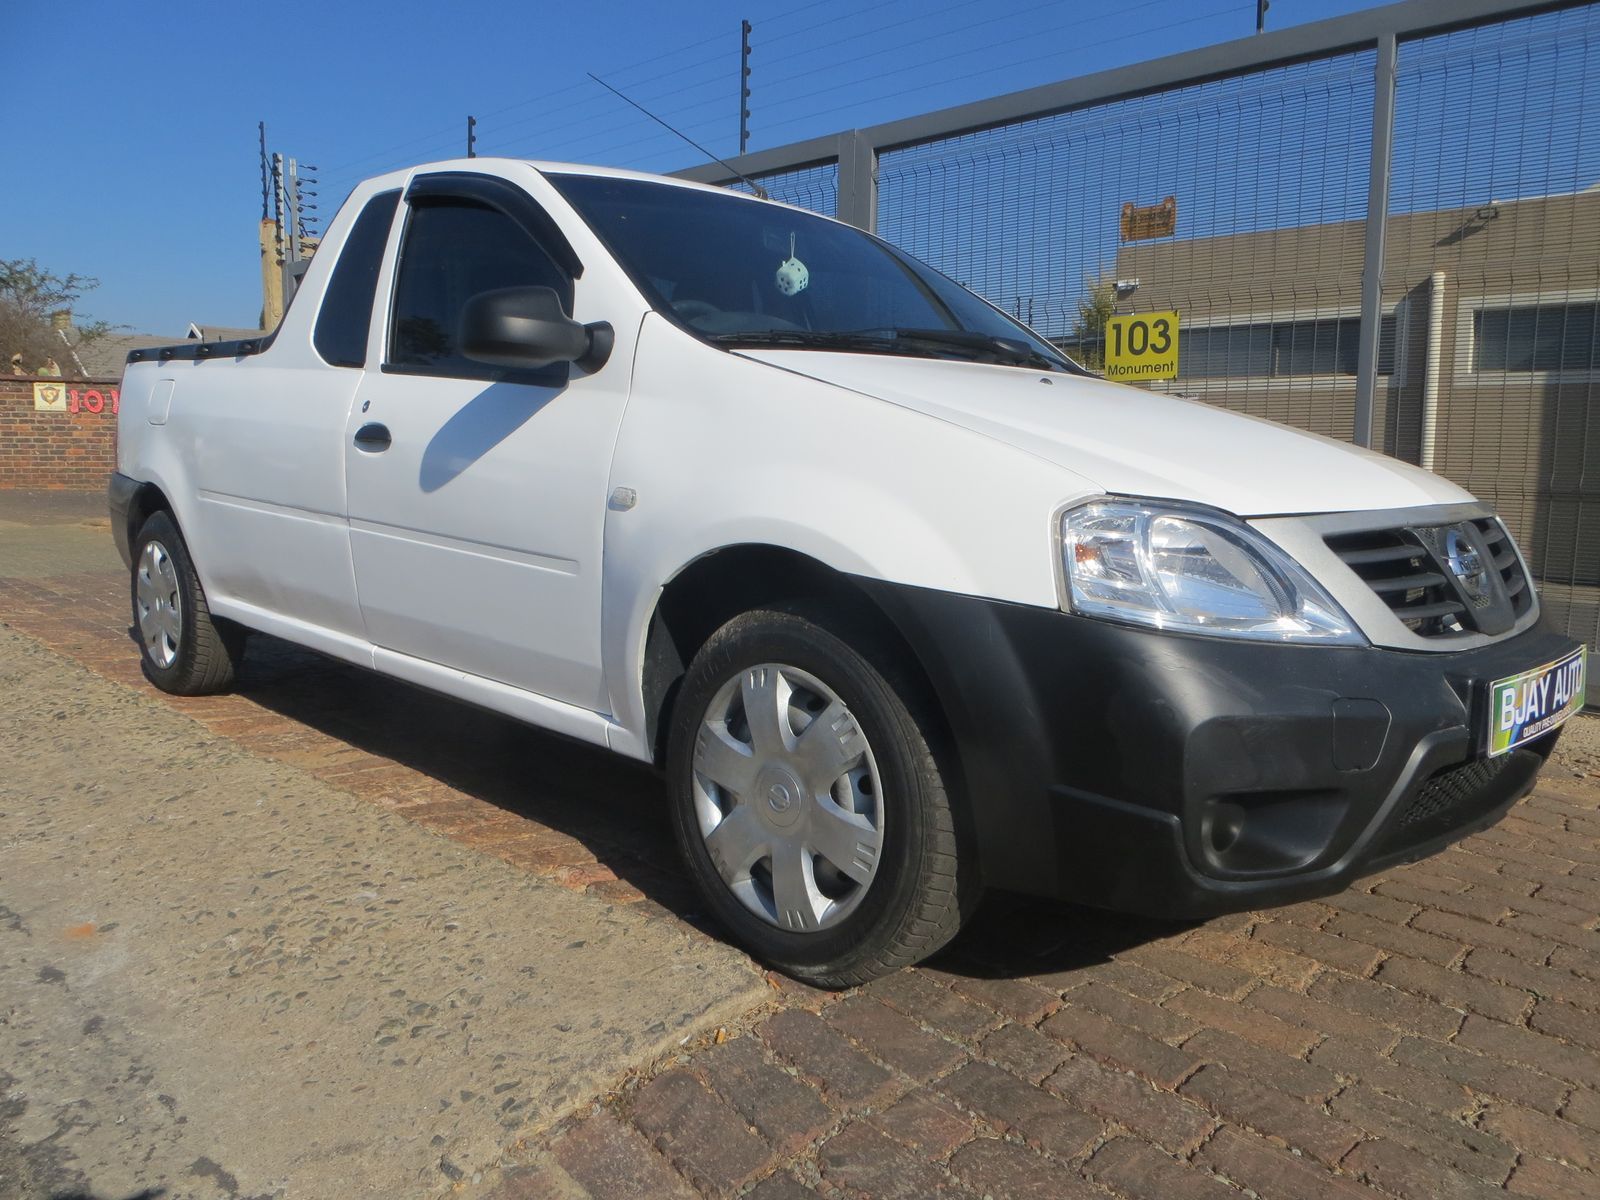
(587, 72), (768, 200)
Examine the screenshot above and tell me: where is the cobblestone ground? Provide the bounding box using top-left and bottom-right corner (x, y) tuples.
(3, 546), (1599, 1200)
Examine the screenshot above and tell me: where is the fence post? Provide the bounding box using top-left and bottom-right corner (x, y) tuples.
(836, 130), (878, 233)
(1354, 31), (1398, 449)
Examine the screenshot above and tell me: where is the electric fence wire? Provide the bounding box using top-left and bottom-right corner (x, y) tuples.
(320, 0), (1022, 184)
(501, 0), (1227, 170)
(321, 0), (1253, 190)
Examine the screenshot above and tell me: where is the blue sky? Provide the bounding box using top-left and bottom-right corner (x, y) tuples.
(2, 0), (1561, 335)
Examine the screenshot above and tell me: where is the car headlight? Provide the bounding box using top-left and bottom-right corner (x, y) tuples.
(1060, 499), (1364, 644)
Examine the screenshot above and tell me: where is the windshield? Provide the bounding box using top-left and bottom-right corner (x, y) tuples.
(548, 173), (1078, 372)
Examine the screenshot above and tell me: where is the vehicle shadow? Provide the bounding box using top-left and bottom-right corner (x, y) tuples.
(224, 630), (1187, 971)
(417, 380), (562, 493)
(228, 632), (704, 908)
(931, 890), (1199, 982)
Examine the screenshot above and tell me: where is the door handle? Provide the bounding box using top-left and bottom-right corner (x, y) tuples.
(353, 422), (392, 452)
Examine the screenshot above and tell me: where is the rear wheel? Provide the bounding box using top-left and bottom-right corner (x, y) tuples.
(666, 606), (972, 987)
(131, 510), (243, 695)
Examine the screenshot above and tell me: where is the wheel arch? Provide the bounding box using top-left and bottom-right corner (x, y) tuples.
(120, 479), (176, 559)
(117, 477), (236, 643)
(640, 544), (960, 788)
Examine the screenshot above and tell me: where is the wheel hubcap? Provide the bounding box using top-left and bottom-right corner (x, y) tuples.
(692, 663), (884, 933)
(135, 540), (182, 669)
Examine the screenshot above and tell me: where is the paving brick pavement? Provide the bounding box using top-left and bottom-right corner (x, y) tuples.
(3, 553), (1600, 1199)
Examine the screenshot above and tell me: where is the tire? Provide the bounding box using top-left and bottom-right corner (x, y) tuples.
(666, 605), (974, 987)
(130, 510), (244, 695)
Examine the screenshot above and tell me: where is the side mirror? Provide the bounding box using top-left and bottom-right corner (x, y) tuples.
(458, 285), (613, 373)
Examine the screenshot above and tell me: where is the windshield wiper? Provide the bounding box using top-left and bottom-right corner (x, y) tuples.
(705, 329), (900, 352)
(706, 326), (1069, 371)
(872, 328), (1068, 372)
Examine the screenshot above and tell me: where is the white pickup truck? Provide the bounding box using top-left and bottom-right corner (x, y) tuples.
(112, 157), (1585, 985)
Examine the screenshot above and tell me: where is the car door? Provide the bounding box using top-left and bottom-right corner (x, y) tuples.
(343, 170), (629, 713)
(179, 185), (401, 648)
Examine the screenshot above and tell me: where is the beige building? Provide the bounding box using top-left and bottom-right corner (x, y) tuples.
(1110, 186), (1600, 646)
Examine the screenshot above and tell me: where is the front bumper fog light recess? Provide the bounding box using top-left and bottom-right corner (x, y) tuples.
(1060, 499), (1364, 644)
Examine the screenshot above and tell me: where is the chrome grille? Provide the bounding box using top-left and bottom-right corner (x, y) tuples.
(1326, 517), (1531, 639)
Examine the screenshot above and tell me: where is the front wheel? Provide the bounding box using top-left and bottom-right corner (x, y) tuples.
(666, 607), (972, 987)
(131, 510), (243, 695)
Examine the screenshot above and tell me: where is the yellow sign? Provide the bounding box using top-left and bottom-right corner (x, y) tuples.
(33, 381), (68, 412)
(1104, 311), (1179, 381)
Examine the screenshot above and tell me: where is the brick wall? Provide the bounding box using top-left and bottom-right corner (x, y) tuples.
(0, 377), (120, 490)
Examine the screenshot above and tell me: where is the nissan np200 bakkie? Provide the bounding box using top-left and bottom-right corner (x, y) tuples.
(110, 159), (1586, 985)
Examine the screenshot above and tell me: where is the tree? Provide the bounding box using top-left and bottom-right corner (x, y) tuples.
(0, 258), (113, 376)
(1071, 275), (1116, 372)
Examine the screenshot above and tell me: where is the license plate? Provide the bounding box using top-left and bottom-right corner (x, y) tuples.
(1488, 647), (1586, 757)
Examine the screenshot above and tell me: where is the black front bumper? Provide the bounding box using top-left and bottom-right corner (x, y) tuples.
(862, 580), (1576, 919)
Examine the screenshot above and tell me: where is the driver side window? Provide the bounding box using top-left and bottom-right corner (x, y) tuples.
(388, 197), (573, 377)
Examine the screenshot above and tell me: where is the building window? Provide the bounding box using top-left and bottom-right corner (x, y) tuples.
(1473, 302), (1599, 372)
(1179, 315), (1395, 379)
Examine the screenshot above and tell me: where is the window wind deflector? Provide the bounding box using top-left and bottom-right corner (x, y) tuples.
(405, 171), (583, 280)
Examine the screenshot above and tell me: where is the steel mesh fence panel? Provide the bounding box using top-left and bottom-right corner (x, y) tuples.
(671, 1), (1598, 697)
(1388, 3), (1600, 648)
(730, 160), (840, 216)
(876, 51), (1377, 439)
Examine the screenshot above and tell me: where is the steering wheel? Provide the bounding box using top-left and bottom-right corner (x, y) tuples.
(673, 298), (720, 322)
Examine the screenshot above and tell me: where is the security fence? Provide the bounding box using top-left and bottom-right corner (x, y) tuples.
(732, 160), (840, 217)
(678, 0), (1600, 692)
